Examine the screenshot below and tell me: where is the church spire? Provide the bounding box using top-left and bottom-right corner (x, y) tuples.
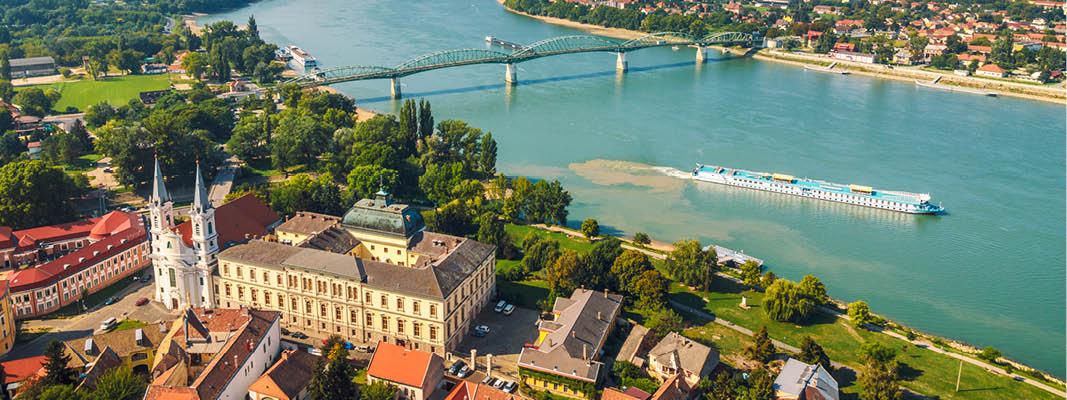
(193, 161), (212, 212)
(152, 156), (170, 205)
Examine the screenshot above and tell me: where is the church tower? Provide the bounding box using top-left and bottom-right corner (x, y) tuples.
(188, 163), (218, 308)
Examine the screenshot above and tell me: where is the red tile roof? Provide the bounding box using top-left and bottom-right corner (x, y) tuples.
(8, 212), (146, 292)
(174, 194), (278, 248)
(978, 63), (1005, 73)
(248, 350), (321, 400)
(7, 217), (100, 251)
(602, 387), (651, 400)
(0, 355), (47, 385)
(367, 341), (438, 388)
(445, 381), (515, 400)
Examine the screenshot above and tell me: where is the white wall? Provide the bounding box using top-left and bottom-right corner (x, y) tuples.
(218, 318), (282, 400)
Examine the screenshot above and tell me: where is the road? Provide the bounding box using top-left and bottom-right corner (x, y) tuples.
(208, 156), (239, 207)
(6, 275), (179, 360)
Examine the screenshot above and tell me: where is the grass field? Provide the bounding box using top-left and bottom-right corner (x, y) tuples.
(497, 223), (1060, 400)
(113, 319), (148, 332)
(24, 74), (178, 112)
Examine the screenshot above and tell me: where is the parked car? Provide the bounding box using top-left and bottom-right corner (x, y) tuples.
(103, 296), (116, 306)
(472, 325), (490, 337)
(355, 345), (374, 353)
(503, 304), (515, 316)
(457, 364), (472, 378)
(504, 381), (518, 393)
(99, 317), (118, 332)
(494, 300), (507, 313)
(281, 327), (291, 336)
(135, 297), (149, 306)
(291, 332), (309, 339)
(493, 379), (507, 390)
(449, 360), (468, 375)
(482, 376), (497, 386)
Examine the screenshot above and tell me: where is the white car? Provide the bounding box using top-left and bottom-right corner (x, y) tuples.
(472, 325), (490, 337)
(503, 304), (515, 316)
(494, 300), (507, 313)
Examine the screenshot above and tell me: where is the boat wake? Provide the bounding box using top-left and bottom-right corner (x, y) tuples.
(649, 165), (693, 180)
(568, 159), (690, 193)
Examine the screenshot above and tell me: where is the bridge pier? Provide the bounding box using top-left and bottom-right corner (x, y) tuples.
(695, 46), (708, 64)
(390, 78), (402, 99)
(616, 52), (628, 72)
(505, 63), (517, 85)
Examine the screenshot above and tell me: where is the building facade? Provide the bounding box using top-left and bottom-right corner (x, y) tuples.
(214, 193), (496, 355)
(5, 211), (150, 319)
(0, 281), (14, 356)
(367, 341), (444, 400)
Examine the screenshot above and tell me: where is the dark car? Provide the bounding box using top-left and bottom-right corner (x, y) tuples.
(449, 360), (468, 375)
(292, 332), (309, 339)
(135, 297), (149, 306)
(281, 327), (291, 336)
(103, 296), (117, 306)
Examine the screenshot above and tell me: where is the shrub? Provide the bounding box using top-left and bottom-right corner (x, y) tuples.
(633, 232), (651, 245)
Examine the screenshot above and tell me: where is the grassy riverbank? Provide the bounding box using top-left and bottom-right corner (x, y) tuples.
(498, 2), (1065, 104)
(496, 223), (1063, 399)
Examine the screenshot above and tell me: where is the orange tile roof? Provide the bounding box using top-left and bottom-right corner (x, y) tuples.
(248, 350), (321, 400)
(0, 355), (46, 385)
(650, 374), (690, 400)
(173, 193), (278, 248)
(444, 381), (515, 400)
(367, 341), (438, 388)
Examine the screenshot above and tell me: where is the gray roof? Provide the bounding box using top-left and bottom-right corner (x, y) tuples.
(220, 237), (494, 300)
(10, 56), (55, 67)
(647, 332), (719, 376)
(341, 198), (424, 237)
(518, 289), (624, 382)
(773, 358), (839, 400)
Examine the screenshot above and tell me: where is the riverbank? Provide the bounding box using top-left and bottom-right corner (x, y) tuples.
(498, 1), (1066, 104)
(513, 222), (1066, 398)
(756, 50), (1066, 104)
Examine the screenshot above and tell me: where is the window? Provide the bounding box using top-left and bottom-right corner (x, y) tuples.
(381, 315), (389, 330)
(430, 304), (437, 318)
(250, 268), (256, 282)
(263, 271), (269, 283)
(396, 297), (403, 310)
(413, 323), (421, 337)
(413, 301), (420, 314)
(335, 307), (342, 320)
(237, 267), (243, 278)
(277, 274), (283, 285)
(397, 319), (405, 334)
(365, 292), (372, 304)
(225, 284), (232, 296)
(380, 294), (387, 308)
(366, 312), (373, 326)
(168, 268), (176, 287)
(320, 304), (327, 317)
(305, 301), (312, 313)
(430, 326), (437, 340)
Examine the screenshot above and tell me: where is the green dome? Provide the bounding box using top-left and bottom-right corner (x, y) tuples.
(341, 198), (424, 237)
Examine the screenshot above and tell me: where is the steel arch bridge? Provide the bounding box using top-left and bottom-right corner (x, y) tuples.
(285, 31), (757, 89)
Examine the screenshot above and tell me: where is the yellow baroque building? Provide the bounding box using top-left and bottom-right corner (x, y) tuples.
(0, 280), (14, 357)
(214, 193), (496, 354)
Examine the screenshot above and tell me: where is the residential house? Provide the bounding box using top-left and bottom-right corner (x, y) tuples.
(893, 49), (914, 65)
(444, 379), (517, 400)
(773, 358), (839, 400)
(517, 289), (624, 399)
(648, 374), (691, 400)
(367, 341), (444, 400)
(829, 51), (876, 64)
(602, 387), (651, 400)
(646, 332), (719, 387)
(248, 349), (322, 400)
(0, 281), (13, 356)
(145, 308), (282, 400)
(976, 63), (1007, 77)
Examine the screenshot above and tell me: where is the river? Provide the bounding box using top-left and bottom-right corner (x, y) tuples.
(201, 0), (1066, 375)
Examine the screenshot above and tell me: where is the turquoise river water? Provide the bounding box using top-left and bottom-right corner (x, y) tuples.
(203, 0), (1067, 375)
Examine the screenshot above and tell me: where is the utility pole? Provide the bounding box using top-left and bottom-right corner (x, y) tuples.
(955, 359), (963, 392)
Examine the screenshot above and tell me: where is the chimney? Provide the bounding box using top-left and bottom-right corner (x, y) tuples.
(583, 344), (588, 361)
(597, 311), (602, 321)
(603, 289), (609, 298)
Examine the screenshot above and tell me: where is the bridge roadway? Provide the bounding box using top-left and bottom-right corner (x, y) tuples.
(285, 31), (758, 98)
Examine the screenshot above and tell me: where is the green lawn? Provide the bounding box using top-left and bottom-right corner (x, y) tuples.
(506, 224), (596, 254)
(112, 319), (147, 332)
(496, 277), (550, 310)
(62, 153), (104, 173)
(669, 280), (1060, 400)
(24, 74), (177, 112)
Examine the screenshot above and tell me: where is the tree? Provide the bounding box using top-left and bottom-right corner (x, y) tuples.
(799, 337), (832, 371)
(848, 300), (875, 327)
(85, 102), (117, 128)
(479, 132), (497, 176)
(630, 269), (668, 310)
(108, 49), (144, 75)
(428, 199), (476, 237)
(398, 99), (418, 155)
(271, 112), (329, 173)
(41, 130), (87, 165)
(0, 80), (13, 102)
(798, 275), (828, 305)
(362, 381), (399, 400)
(707, 371), (742, 400)
(580, 218), (600, 241)
(610, 250), (653, 293)
(270, 174), (345, 217)
(759, 271), (777, 289)
(247, 15), (260, 39)
(13, 88), (58, 116)
(227, 113), (270, 162)
(37, 385), (83, 400)
(0, 54), (9, 80)
(41, 340), (76, 387)
(633, 232), (650, 246)
(645, 307), (684, 339)
(346, 165), (399, 201)
(0, 161), (84, 229)
(520, 235), (560, 275)
(308, 344), (359, 400)
(664, 239), (716, 291)
(86, 367), (147, 400)
(746, 367), (775, 400)
(0, 108), (13, 133)
(580, 238), (622, 290)
(978, 346), (1001, 363)
(745, 326), (776, 364)
(739, 260), (761, 288)
(908, 35), (929, 63)
(991, 33), (1015, 68)
(182, 51), (209, 80)
(418, 162), (464, 205)
(417, 99), (434, 140)
(525, 179), (571, 225)
(476, 212), (507, 256)
(858, 342), (901, 400)
(545, 249), (581, 296)
(763, 279), (816, 323)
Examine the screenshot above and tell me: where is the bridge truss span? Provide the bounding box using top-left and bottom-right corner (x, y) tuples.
(284, 31), (759, 95)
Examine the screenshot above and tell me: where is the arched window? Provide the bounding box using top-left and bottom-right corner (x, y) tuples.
(208, 222), (214, 235)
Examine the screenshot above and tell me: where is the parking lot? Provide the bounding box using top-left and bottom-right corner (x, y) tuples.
(452, 303), (540, 381)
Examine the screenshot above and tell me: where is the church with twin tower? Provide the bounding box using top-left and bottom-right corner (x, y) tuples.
(148, 158), (218, 310)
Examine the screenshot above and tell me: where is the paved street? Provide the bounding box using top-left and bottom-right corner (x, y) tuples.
(209, 156), (239, 207)
(5, 273), (179, 360)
